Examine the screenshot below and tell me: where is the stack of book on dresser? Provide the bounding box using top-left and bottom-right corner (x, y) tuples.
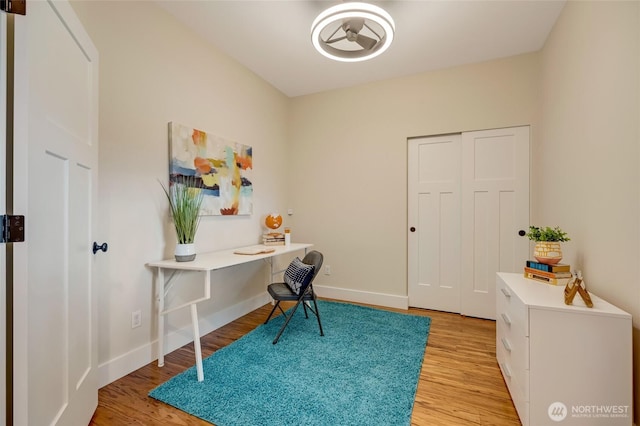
(524, 260), (572, 286)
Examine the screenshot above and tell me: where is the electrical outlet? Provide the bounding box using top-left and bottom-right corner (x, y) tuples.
(131, 310), (142, 328)
(324, 265), (331, 275)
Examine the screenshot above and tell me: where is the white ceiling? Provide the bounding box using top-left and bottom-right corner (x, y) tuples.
(156, 1), (566, 98)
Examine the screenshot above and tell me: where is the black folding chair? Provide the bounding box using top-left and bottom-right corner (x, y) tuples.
(264, 250), (324, 344)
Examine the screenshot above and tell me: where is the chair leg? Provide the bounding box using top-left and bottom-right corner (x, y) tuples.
(312, 297), (324, 336)
(273, 299), (304, 344)
(302, 301), (309, 318)
(264, 301), (281, 324)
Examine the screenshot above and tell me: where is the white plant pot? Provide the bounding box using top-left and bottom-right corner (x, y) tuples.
(175, 243), (196, 262)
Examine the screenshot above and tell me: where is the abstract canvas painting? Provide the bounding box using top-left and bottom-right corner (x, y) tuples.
(169, 122), (253, 215)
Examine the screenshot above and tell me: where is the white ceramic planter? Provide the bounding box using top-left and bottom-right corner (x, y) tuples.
(175, 243), (196, 262)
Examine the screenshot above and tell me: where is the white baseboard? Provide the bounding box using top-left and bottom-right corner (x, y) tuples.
(98, 292), (272, 388)
(314, 285), (408, 310)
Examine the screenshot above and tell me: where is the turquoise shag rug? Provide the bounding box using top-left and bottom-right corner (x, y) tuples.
(149, 300), (431, 426)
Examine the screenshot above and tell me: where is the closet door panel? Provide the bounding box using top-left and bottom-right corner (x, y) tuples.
(461, 126), (530, 319)
(408, 134), (461, 312)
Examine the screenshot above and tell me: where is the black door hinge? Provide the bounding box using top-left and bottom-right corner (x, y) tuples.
(0, 0), (26, 15)
(1, 215), (25, 243)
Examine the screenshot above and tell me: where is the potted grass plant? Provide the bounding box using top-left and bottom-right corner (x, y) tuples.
(525, 226), (570, 265)
(161, 176), (204, 262)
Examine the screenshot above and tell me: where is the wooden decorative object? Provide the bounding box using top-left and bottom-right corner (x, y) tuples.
(577, 279), (593, 308)
(564, 278), (579, 305)
(563, 276), (593, 308)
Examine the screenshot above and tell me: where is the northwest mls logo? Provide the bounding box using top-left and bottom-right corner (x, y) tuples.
(548, 401), (630, 421)
(548, 402), (568, 422)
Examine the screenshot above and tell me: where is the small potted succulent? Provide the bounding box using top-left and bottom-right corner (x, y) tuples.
(161, 176), (204, 262)
(525, 226), (570, 265)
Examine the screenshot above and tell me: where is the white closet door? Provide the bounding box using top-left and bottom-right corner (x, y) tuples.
(460, 126), (530, 319)
(408, 134), (462, 313)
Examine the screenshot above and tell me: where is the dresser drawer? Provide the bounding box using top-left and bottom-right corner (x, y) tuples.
(496, 332), (530, 426)
(496, 308), (530, 370)
(497, 318), (529, 400)
(497, 344), (529, 426)
(496, 275), (528, 336)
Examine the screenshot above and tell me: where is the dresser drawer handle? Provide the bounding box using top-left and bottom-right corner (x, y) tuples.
(501, 313), (512, 326)
(500, 287), (511, 298)
(500, 362), (512, 379)
(501, 337), (512, 352)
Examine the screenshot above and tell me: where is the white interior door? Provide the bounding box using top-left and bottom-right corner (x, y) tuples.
(12, 1), (99, 424)
(460, 126), (530, 319)
(408, 134), (462, 313)
(408, 126), (529, 319)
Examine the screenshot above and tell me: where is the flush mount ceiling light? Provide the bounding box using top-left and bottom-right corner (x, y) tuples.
(310, 2), (395, 62)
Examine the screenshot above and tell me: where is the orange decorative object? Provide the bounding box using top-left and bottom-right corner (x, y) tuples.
(220, 206), (239, 215)
(265, 213), (282, 230)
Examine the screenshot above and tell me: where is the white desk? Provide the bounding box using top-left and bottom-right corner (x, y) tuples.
(147, 243), (313, 381)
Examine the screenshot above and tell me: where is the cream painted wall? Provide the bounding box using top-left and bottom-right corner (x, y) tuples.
(70, 1), (291, 383)
(289, 54), (540, 302)
(539, 1), (639, 422)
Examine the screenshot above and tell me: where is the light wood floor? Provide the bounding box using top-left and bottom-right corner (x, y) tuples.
(89, 301), (521, 425)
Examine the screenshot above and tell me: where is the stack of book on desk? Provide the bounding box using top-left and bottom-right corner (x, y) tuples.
(524, 260), (572, 286)
(262, 232), (285, 246)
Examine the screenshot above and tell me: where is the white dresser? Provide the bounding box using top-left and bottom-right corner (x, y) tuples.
(496, 272), (632, 426)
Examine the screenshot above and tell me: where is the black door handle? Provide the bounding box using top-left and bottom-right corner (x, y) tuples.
(410, 227), (416, 232)
(518, 230), (526, 236)
(93, 242), (108, 254)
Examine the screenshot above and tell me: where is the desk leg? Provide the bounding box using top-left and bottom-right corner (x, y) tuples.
(190, 270), (209, 382)
(157, 267), (165, 367)
(190, 303), (204, 382)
